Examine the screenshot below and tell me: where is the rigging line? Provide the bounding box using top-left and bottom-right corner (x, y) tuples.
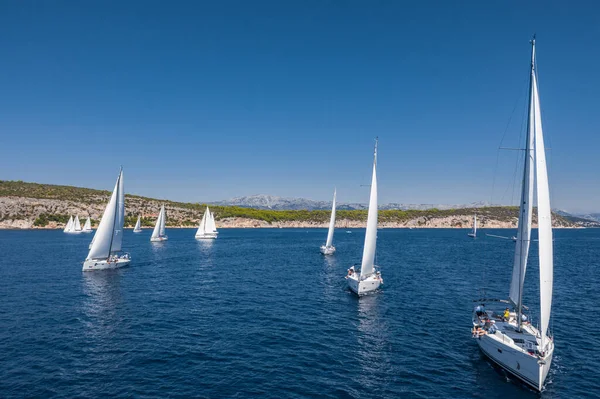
(490, 75), (530, 206)
(512, 78), (531, 207)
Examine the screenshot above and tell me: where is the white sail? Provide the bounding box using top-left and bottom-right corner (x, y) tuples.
(196, 211), (207, 236)
(74, 216), (82, 231)
(151, 206), (164, 239)
(64, 216), (74, 232)
(509, 43), (536, 310)
(360, 141), (378, 277)
(532, 58), (553, 350)
(134, 216), (142, 232)
(111, 171), (125, 252)
(89, 234), (95, 249)
(83, 217), (92, 231)
(325, 189), (336, 247)
(159, 205), (166, 236)
(473, 215), (477, 236)
(87, 170), (122, 260)
(205, 207), (217, 233)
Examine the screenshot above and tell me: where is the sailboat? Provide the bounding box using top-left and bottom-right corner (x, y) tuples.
(73, 215), (82, 232)
(320, 189), (336, 255)
(468, 215), (477, 238)
(63, 216), (74, 233)
(133, 216), (142, 233)
(150, 205), (168, 242)
(82, 217), (93, 232)
(472, 37), (554, 392)
(83, 168), (130, 271)
(195, 207), (218, 239)
(346, 139), (383, 296)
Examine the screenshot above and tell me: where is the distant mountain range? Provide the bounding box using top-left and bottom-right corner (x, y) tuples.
(211, 194), (492, 211)
(212, 195), (600, 225)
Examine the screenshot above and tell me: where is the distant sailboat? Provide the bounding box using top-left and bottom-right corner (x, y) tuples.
(82, 217), (93, 233)
(83, 168), (130, 271)
(133, 216), (142, 233)
(320, 189), (336, 255)
(472, 37), (554, 392)
(73, 215), (82, 232)
(150, 205), (168, 242)
(63, 216), (74, 233)
(346, 139), (383, 296)
(195, 207), (218, 239)
(468, 215), (477, 238)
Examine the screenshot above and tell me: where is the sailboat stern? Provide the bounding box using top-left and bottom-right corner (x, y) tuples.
(346, 268), (382, 296)
(320, 245), (336, 255)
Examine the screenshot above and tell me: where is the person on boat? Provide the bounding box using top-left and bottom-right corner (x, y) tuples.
(347, 266), (355, 277)
(503, 308), (511, 321)
(475, 304), (486, 317)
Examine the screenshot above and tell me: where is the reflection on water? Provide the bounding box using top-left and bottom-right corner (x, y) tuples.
(81, 272), (124, 339)
(355, 294), (392, 390)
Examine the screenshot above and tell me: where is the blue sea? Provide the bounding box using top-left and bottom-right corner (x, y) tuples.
(1, 228), (599, 398)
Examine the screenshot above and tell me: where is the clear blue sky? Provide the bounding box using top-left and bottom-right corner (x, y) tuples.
(1, 1), (598, 212)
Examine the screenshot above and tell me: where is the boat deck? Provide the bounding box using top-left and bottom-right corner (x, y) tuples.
(474, 311), (541, 354)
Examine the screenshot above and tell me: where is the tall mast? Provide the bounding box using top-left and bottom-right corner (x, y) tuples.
(509, 36), (536, 331)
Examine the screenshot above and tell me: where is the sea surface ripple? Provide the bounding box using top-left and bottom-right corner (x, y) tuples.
(1, 228), (599, 398)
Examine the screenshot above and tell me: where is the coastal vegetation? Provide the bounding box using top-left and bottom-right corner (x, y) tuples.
(0, 180), (590, 229)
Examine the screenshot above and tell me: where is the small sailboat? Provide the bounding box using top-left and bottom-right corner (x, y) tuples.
(320, 189), (336, 255)
(83, 168), (130, 271)
(63, 216), (74, 233)
(82, 217), (93, 232)
(472, 37), (554, 392)
(468, 215), (477, 238)
(150, 205), (168, 242)
(195, 207), (218, 239)
(73, 215), (82, 232)
(346, 139), (383, 296)
(133, 216), (142, 233)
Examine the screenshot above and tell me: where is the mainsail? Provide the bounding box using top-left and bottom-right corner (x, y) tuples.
(83, 217), (92, 231)
(196, 210), (207, 236)
(74, 216), (82, 231)
(508, 39), (536, 313)
(152, 206), (165, 239)
(64, 216), (74, 232)
(205, 207), (217, 234)
(87, 169), (124, 260)
(134, 216), (141, 231)
(360, 140), (378, 277)
(325, 189), (336, 247)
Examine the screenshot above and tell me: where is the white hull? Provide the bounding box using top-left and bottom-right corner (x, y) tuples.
(151, 236), (168, 242)
(475, 332), (553, 391)
(133, 228), (142, 233)
(346, 270), (382, 296)
(83, 256), (131, 271)
(320, 245), (335, 255)
(195, 233), (217, 239)
(468, 233), (476, 238)
(82, 229), (93, 233)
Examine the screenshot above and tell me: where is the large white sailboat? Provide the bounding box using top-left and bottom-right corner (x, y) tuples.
(82, 217), (93, 233)
(195, 207), (218, 239)
(472, 37), (554, 392)
(83, 169), (130, 271)
(320, 189), (336, 255)
(468, 215), (477, 238)
(346, 139), (383, 296)
(133, 216), (142, 233)
(63, 216), (74, 233)
(150, 205), (168, 242)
